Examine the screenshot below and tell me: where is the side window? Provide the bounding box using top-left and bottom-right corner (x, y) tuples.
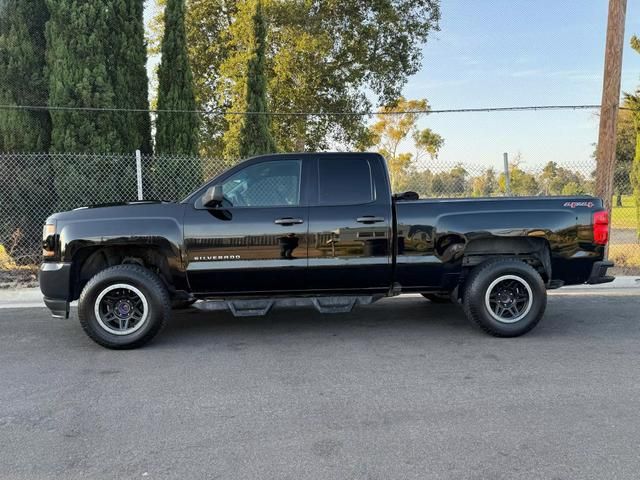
(318, 158), (374, 205)
(221, 160), (302, 207)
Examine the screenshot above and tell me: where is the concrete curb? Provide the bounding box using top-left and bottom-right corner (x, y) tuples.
(562, 276), (640, 290)
(1, 277), (638, 309)
(0, 288), (49, 309)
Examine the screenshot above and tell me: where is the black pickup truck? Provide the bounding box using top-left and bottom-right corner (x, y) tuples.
(40, 152), (613, 348)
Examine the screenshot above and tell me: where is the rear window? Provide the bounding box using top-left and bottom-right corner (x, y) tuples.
(318, 158), (374, 205)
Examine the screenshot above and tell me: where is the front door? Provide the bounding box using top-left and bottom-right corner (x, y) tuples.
(306, 154), (393, 292)
(184, 158), (309, 295)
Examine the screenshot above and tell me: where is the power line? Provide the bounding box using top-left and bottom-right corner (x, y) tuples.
(0, 103), (620, 116)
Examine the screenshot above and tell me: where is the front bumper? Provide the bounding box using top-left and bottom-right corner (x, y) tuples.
(39, 262), (72, 318)
(43, 296), (69, 319)
(586, 260), (615, 285)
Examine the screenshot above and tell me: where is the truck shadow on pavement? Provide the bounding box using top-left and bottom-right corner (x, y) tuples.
(160, 299), (464, 342)
(150, 293), (640, 349)
(4, 293), (637, 351)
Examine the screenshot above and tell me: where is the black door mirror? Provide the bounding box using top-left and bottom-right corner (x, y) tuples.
(202, 185), (224, 208)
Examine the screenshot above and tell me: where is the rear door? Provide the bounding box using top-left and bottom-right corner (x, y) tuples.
(306, 154), (393, 293)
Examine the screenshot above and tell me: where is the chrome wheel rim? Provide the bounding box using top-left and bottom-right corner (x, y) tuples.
(94, 284), (148, 335)
(484, 275), (533, 324)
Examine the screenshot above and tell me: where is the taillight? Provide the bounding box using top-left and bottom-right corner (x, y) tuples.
(593, 210), (609, 245)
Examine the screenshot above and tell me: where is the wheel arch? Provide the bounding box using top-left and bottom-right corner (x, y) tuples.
(70, 244), (186, 300)
(462, 237), (552, 284)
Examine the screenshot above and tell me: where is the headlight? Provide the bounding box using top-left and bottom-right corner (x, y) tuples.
(42, 224), (56, 258)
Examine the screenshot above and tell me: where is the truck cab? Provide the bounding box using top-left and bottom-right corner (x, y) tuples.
(183, 152), (393, 295)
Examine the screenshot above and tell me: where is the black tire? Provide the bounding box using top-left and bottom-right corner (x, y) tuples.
(462, 259), (546, 337)
(421, 293), (453, 304)
(78, 264), (171, 349)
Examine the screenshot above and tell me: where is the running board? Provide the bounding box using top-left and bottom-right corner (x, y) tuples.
(194, 295), (381, 317)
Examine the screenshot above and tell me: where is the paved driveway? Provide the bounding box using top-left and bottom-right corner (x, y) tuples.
(1, 287), (639, 479)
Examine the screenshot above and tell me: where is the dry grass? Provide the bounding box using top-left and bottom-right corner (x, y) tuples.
(0, 245), (18, 270)
(0, 245), (38, 288)
(609, 243), (640, 269)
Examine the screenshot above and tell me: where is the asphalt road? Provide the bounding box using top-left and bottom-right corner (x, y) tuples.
(1, 289), (640, 480)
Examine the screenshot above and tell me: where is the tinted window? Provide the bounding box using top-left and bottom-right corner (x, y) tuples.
(318, 158), (373, 205)
(222, 160), (301, 207)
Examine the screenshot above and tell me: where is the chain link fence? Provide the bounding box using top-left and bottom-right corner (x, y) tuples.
(0, 152), (225, 269)
(1, 151), (638, 275)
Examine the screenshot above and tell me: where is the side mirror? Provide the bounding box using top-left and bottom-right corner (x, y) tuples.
(202, 185), (224, 208)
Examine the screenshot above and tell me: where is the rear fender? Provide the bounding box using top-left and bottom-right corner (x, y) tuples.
(462, 237), (552, 282)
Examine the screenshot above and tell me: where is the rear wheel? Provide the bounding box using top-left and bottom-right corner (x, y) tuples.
(78, 264), (171, 349)
(462, 259), (546, 337)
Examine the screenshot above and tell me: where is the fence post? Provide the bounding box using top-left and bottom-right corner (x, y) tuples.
(503, 152), (511, 196)
(135, 150), (143, 200)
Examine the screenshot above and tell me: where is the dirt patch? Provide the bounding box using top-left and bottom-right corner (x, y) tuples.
(610, 266), (640, 277)
(0, 267), (39, 289)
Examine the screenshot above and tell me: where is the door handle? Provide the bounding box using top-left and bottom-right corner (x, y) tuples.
(356, 216), (385, 224)
(274, 217), (304, 225)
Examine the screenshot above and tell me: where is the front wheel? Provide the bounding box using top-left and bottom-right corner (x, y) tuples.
(462, 259), (546, 337)
(78, 265), (171, 349)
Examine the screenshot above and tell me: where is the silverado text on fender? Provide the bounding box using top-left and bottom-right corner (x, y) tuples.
(40, 152), (614, 349)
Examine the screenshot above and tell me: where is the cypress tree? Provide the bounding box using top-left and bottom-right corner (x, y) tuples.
(46, 0), (150, 154)
(154, 0), (200, 200)
(0, 0), (54, 260)
(110, 0), (152, 154)
(46, 0), (121, 153)
(155, 0), (198, 155)
(239, 0), (276, 158)
(0, 0), (51, 151)
(46, 1), (137, 208)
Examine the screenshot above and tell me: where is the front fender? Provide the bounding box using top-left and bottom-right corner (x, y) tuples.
(60, 216), (183, 263)
(58, 213), (187, 292)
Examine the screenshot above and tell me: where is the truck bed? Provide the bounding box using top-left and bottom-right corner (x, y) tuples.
(394, 195), (604, 288)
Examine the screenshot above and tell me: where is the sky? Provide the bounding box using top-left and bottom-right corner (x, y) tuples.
(403, 0), (640, 169)
(145, 0), (640, 170)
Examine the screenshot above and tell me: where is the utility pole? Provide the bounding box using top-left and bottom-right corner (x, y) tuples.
(595, 0), (627, 212)
(503, 152), (512, 196)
